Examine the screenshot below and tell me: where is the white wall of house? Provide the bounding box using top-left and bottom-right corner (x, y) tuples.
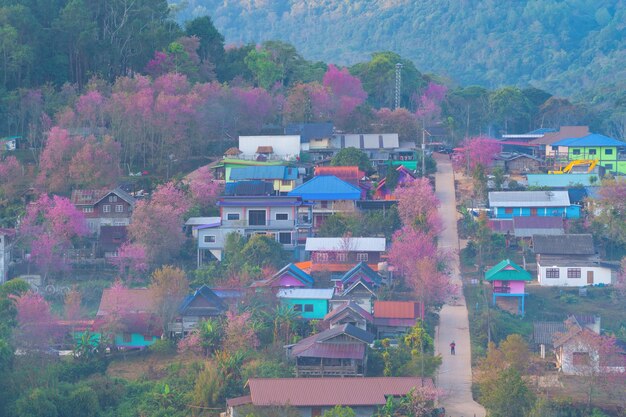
(537, 263), (612, 287)
(0, 234), (10, 284)
(238, 135), (301, 159)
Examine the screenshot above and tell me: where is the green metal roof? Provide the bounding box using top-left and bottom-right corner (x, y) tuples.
(484, 259), (532, 281)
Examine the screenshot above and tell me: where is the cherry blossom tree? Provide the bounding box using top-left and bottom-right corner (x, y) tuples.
(69, 135), (121, 188)
(283, 82), (333, 124)
(0, 156), (26, 201)
(394, 177), (442, 235)
(186, 165), (222, 208)
(415, 82), (448, 126)
(109, 242), (149, 280)
(452, 135), (501, 173)
(223, 311), (258, 354)
(14, 291), (60, 349)
(323, 64), (367, 128)
(75, 90), (106, 128)
(36, 127), (82, 193)
(20, 194), (88, 277)
(150, 266), (189, 334)
(375, 108), (419, 142)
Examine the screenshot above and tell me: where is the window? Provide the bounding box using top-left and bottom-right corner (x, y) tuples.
(122, 333), (132, 343)
(551, 146), (558, 151)
(573, 352), (590, 366)
(203, 235), (216, 243)
(320, 201), (328, 209)
(304, 304), (314, 312)
(356, 253), (369, 262)
(115, 204), (124, 213)
(109, 195), (118, 202)
(605, 163), (613, 170)
(567, 268), (581, 279)
(316, 252), (329, 262)
(293, 304), (303, 312)
(226, 213), (240, 221)
(530, 208), (538, 216)
(281, 180), (291, 186)
(102, 205), (111, 213)
(605, 148), (614, 155)
(275, 213), (289, 220)
(83, 207), (93, 213)
(337, 253), (348, 262)
(546, 268), (560, 278)
(588, 149), (597, 155)
(278, 232), (292, 245)
(505, 208), (513, 214)
(572, 149), (581, 155)
(248, 210), (266, 226)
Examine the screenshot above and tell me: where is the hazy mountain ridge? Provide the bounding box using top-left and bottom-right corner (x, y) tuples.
(172, 0), (626, 99)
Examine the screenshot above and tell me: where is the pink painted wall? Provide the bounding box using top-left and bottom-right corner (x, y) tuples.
(493, 280), (525, 294)
(271, 274), (307, 288)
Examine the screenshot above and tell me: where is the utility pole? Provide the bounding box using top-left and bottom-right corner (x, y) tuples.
(422, 128), (428, 177)
(394, 63), (403, 110)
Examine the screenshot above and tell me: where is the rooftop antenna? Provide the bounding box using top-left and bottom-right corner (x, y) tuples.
(394, 63), (403, 110)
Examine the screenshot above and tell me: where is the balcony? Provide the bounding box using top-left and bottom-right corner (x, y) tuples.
(493, 286), (511, 294)
(221, 219), (296, 229)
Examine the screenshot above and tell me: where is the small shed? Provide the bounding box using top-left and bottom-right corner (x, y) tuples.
(484, 259), (532, 315)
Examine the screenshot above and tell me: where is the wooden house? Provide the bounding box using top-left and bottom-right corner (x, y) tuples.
(330, 278), (377, 314)
(374, 165), (416, 200)
(336, 262), (383, 291)
(373, 301), (424, 339)
(169, 285), (226, 337)
(484, 259), (532, 315)
(285, 323), (375, 377)
(533, 234), (613, 287)
(324, 301), (373, 331)
(305, 237), (386, 273)
(226, 377), (434, 417)
(70, 187), (136, 235)
(276, 288), (334, 320)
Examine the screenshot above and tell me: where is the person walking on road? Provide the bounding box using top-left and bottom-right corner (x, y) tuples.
(450, 341), (456, 355)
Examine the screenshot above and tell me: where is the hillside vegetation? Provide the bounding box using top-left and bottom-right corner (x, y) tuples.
(173, 0), (626, 101)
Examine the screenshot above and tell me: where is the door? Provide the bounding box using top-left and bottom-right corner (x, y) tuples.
(587, 270), (594, 285)
(311, 408), (322, 417)
(530, 208), (538, 216)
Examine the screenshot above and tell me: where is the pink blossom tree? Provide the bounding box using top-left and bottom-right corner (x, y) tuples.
(14, 291), (60, 349)
(415, 82), (448, 127)
(75, 90), (106, 128)
(223, 311), (258, 354)
(69, 135), (121, 188)
(394, 177), (442, 235)
(375, 108), (420, 142)
(36, 127), (81, 193)
(323, 64), (367, 128)
(20, 194), (88, 277)
(109, 242), (149, 280)
(0, 156), (26, 201)
(453, 135), (501, 172)
(186, 165), (222, 208)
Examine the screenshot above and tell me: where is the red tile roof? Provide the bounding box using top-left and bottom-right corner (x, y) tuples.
(245, 377), (434, 407)
(97, 288), (158, 316)
(374, 301), (421, 319)
(315, 166), (364, 181)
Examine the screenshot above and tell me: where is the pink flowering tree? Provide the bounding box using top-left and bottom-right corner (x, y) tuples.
(223, 311), (258, 354)
(186, 165), (222, 208)
(394, 177), (442, 235)
(36, 127), (82, 193)
(75, 90), (106, 128)
(0, 156), (26, 201)
(20, 194), (88, 278)
(14, 291), (61, 349)
(109, 242), (149, 281)
(69, 135), (121, 188)
(323, 64), (367, 128)
(452, 135), (501, 173)
(375, 108), (419, 142)
(415, 82), (448, 127)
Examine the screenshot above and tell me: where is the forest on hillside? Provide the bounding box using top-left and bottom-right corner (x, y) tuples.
(173, 0), (626, 103)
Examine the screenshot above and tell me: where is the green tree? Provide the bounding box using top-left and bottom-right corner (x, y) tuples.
(480, 368), (535, 417)
(489, 86), (531, 134)
(244, 49), (283, 90)
(331, 147), (372, 173)
(184, 16), (224, 65)
(322, 405), (356, 417)
(192, 364), (223, 410)
(240, 235), (287, 269)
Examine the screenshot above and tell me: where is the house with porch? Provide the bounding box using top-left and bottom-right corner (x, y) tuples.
(288, 175), (362, 229)
(250, 263), (314, 290)
(488, 190), (580, 219)
(484, 259), (532, 315)
(324, 301), (373, 331)
(276, 288), (335, 320)
(329, 278), (378, 314)
(304, 237), (386, 273)
(226, 377), (434, 417)
(196, 196), (313, 263)
(551, 133), (626, 175)
(533, 234), (613, 287)
(70, 187), (136, 235)
(373, 301), (424, 339)
(169, 285), (226, 338)
(285, 323), (375, 377)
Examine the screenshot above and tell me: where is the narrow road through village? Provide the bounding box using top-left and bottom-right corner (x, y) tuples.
(433, 155), (486, 417)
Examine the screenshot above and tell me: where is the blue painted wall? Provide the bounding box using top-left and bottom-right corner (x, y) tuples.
(494, 205), (580, 219)
(280, 298), (328, 319)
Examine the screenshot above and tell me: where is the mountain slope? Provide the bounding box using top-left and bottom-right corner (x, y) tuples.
(172, 0), (626, 99)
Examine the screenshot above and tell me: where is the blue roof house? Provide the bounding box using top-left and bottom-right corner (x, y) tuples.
(229, 165), (300, 194)
(288, 175), (362, 229)
(488, 191), (580, 219)
(552, 133), (626, 175)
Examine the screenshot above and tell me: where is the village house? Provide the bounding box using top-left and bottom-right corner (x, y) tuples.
(484, 259), (532, 315)
(289, 175), (362, 229)
(70, 187), (136, 235)
(330, 133), (400, 166)
(226, 377), (434, 417)
(533, 234), (613, 287)
(335, 262), (383, 292)
(169, 285), (226, 338)
(329, 277), (378, 314)
(196, 196), (313, 263)
(314, 166), (369, 199)
(228, 165), (300, 194)
(374, 165), (416, 200)
(533, 315), (600, 359)
(493, 152), (543, 174)
(488, 190), (580, 219)
(551, 133), (626, 175)
(238, 135), (301, 161)
(324, 301), (373, 331)
(373, 301), (424, 339)
(489, 216), (565, 239)
(304, 237), (386, 273)
(276, 288), (335, 320)
(95, 288), (161, 349)
(285, 122), (334, 156)
(284, 323), (375, 377)
(554, 316), (625, 376)
(528, 126), (589, 159)
(250, 263), (314, 290)
(97, 225), (128, 259)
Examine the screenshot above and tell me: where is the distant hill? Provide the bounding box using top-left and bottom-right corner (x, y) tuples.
(171, 0), (626, 100)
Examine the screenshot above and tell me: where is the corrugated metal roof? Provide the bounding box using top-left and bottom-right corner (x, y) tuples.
(341, 262), (383, 285)
(526, 174), (597, 188)
(288, 175), (362, 200)
(285, 122), (333, 142)
(533, 321), (566, 345)
(224, 181), (274, 196)
(297, 343), (365, 359)
(229, 165), (298, 180)
(246, 377), (433, 407)
(513, 216), (564, 230)
(325, 301), (374, 322)
(314, 166), (364, 181)
(484, 259), (532, 282)
(530, 126), (589, 146)
(532, 234), (595, 255)
(185, 217), (221, 226)
(552, 133), (626, 148)
(373, 301), (420, 319)
(488, 191), (571, 207)
(305, 237), (386, 252)
(97, 288), (157, 316)
(331, 133), (400, 150)
(276, 288), (335, 299)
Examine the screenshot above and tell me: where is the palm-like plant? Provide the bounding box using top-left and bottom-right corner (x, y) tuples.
(271, 305), (300, 344)
(73, 330), (99, 360)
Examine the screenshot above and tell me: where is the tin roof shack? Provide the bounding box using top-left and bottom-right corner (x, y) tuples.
(373, 301), (424, 339)
(484, 259), (532, 315)
(285, 324), (375, 377)
(169, 285), (226, 338)
(226, 377), (434, 417)
(494, 153), (543, 174)
(533, 234), (613, 287)
(488, 190), (580, 219)
(251, 263), (314, 290)
(277, 288), (335, 320)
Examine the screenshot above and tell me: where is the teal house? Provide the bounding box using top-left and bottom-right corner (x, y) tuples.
(552, 134), (626, 175)
(485, 259), (532, 315)
(276, 288), (335, 320)
(488, 191), (581, 219)
(95, 287), (162, 349)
